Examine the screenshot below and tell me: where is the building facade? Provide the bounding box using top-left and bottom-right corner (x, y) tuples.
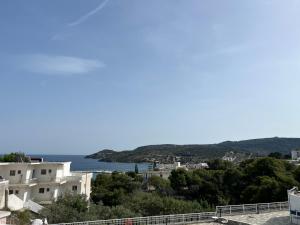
(292, 151), (300, 161)
(288, 187), (300, 224)
(0, 162), (92, 204)
(0, 179), (8, 209)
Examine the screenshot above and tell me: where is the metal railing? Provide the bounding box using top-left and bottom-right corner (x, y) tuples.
(215, 201), (288, 217)
(49, 201), (289, 225)
(52, 212), (216, 225)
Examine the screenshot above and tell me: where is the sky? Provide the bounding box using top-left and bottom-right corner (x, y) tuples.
(1, 0), (300, 154)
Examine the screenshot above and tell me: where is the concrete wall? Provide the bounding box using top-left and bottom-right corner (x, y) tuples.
(0, 181), (8, 209)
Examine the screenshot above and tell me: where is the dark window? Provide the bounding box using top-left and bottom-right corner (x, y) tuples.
(18, 170), (21, 174)
(41, 169), (47, 175)
(15, 190), (19, 195)
(72, 185), (78, 191)
(32, 169), (36, 178)
(46, 188), (50, 192)
(39, 188), (45, 194)
(297, 211), (300, 216)
(48, 169), (52, 174)
(291, 210), (296, 215)
(10, 170), (15, 176)
(9, 190), (13, 195)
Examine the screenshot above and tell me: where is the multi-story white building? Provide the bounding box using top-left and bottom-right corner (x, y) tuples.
(0, 161), (92, 204)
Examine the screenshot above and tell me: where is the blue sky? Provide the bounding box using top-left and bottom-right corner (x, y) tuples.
(1, 0), (300, 154)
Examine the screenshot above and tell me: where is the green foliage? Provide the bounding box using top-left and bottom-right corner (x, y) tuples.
(268, 152), (283, 159)
(146, 176), (173, 196)
(41, 194), (90, 223)
(128, 192), (205, 216)
(207, 159), (234, 170)
(169, 157), (299, 205)
(0, 152), (30, 162)
(91, 172), (141, 206)
(14, 210), (32, 225)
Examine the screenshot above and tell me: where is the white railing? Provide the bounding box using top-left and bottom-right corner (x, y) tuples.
(215, 201), (288, 217)
(49, 201), (289, 225)
(51, 212), (216, 225)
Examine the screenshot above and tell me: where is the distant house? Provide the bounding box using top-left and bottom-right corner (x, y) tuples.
(143, 161), (184, 180)
(0, 161), (92, 205)
(186, 162), (209, 170)
(291, 150), (300, 161)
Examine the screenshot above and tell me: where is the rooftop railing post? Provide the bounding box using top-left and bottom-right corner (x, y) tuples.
(280, 202), (282, 211)
(218, 208), (222, 217)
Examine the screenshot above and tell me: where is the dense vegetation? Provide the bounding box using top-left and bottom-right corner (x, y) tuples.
(0, 152), (31, 162)
(42, 157), (300, 223)
(86, 137), (300, 163)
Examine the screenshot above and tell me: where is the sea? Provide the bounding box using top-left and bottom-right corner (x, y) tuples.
(30, 155), (149, 173)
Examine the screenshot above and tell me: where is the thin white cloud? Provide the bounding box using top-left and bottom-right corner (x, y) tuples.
(20, 54), (105, 76)
(68, 0), (110, 27)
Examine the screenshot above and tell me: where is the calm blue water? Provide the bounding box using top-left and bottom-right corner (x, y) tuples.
(30, 155), (149, 172)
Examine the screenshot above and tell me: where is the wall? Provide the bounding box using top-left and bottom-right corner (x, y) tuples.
(0, 181), (8, 209)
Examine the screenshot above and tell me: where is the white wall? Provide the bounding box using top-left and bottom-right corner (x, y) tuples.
(0, 181), (8, 209)
(0, 162), (91, 204)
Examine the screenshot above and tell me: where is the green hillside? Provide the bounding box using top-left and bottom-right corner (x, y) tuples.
(86, 137), (300, 163)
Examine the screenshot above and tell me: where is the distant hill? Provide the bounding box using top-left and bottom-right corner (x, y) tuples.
(86, 137), (300, 163)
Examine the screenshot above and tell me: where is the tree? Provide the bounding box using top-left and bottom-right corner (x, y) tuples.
(135, 164), (139, 174)
(268, 152), (283, 159)
(15, 210), (32, 225)
(0, 152), (31, 162)
(41, 194), (89, 223)
(207, 159), (234, 170)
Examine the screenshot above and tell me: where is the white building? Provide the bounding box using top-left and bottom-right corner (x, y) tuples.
(292, 151), (300, 161)
(288, 187), (300, 224)
(0, 161), (92, 205)
(0, 179), (8, 209)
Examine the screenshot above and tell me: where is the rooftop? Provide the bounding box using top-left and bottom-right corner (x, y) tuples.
(223, 211), (289, 225)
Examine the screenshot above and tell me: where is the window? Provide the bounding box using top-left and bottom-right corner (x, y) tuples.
(72, 185), (78, 191)
(48, 169), (52, 174)
(46, 188), (50, 192)
(15, 190), (19, 195)
(10, 170), (15, 176)
(41, 169), (47, 175)
(9, 190), (13, 195)
(39, 188), (45, 194)
(291, 210), (297, 215)
(18, 170), (21, 174)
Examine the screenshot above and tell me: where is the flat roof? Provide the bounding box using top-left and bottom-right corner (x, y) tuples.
(223, 211), (289, 225)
